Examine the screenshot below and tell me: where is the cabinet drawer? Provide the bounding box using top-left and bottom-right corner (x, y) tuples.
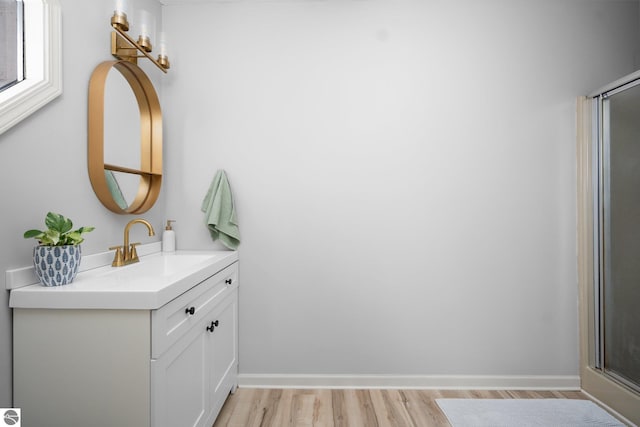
(152, 262), (238, 358)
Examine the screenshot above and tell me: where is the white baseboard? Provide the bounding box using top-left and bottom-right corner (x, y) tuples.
(237, 374), (581, 390)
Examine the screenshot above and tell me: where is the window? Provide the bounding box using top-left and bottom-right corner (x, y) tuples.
(0, 0), (24, 91)
(0, 0), (61, 135)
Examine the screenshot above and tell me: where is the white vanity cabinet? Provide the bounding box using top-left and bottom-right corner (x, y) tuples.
(151, 268), (238, 427)
(12, 256), (238, 427)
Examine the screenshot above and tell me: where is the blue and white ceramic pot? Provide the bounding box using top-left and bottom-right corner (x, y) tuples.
(33, 245), (82, 286)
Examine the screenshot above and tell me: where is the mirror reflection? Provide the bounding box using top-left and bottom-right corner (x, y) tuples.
(103, 67), (142, 209)
(104, 68), (140, 173)
(104, 170), (141, 210)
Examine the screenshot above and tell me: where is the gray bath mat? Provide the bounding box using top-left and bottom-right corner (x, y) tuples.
(436, 398), (625, 427)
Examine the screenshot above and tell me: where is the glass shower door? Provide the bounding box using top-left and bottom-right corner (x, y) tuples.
(600, 81), (640, 393)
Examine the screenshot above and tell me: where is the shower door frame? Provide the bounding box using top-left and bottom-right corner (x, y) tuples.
(577, 71), (640, 425)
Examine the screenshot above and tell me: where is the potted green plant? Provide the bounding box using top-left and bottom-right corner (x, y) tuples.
(24, 212), (95, 286)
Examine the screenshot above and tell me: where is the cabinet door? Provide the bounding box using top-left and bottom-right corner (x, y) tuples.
(151, 319), (210, 427)
(152, 263), (238, 358)
(206, 289), (239, 424)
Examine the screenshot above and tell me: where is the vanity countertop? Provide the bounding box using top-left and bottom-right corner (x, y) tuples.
(9, 250), (238, 310)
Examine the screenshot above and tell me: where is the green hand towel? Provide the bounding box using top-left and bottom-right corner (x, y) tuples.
(105, 170), (128, 210)
(201, 170), (240, 250)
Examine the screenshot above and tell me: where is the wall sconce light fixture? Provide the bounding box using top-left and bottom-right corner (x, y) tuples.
(110, 8), (170, 73)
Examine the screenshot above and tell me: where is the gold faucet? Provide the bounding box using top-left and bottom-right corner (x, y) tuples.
(110, 219), (155, 267)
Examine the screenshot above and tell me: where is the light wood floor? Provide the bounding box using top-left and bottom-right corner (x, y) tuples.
(213, 388), (592, 427)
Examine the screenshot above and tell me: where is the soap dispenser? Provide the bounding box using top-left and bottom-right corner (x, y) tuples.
(162, 220), (176, 252)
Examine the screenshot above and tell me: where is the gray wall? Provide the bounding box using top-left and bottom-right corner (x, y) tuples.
(1, 0), (639, 407)
(162, 0), (640, 379)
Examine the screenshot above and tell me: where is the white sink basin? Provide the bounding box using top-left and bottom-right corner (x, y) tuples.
(99, 253), (217, 277)
(10, 250), (238, 310)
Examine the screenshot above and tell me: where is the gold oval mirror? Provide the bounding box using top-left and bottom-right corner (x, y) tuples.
(88, 60), (162, 214)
